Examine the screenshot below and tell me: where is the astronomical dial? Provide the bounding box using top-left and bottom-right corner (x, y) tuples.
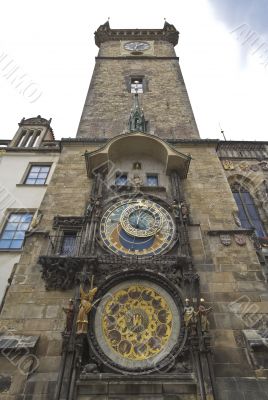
(120, 202), (163, 238)
(99, 199), (176, 257)
(124, 41), (150, 52)
(93, 279), (182, 372)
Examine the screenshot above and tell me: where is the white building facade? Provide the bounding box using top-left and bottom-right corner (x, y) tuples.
(0, 116), (60, 306)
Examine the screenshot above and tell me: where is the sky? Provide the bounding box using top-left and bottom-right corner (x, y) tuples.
(0, 0), (268, 141)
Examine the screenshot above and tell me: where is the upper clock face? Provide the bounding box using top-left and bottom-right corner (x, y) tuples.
(124, 41), (150, 52)
(99, 199), (176, 257)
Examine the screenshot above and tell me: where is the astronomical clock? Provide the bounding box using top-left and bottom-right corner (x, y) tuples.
(99, 198), (176, 257)
(81, 194), (187, 373)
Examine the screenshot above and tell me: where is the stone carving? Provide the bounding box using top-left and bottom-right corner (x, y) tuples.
(220, 234), (232, 246)
(132, 174), (143, 189)
(243, 329), (268, 369)
(133, 162), (141, 170)
(259, 161), (268, 171)
(180, 201), (189, 223)
(81, 363), (99, 374)
(174, 360), (192, 373)
(250, 164), (259, 172)
(239, 161), (250, 171)
(232, 211), (242, 227)
(171, 200), (180, 218)
(53, 216), (85, 229)
(222, 160), (235, 170)
(40, 255), (190, 291)
(196, 299), (212, 333)
(62, 299), (74, 334)
(76, 286), (98, 334)
(183, 299), (196, 330)
(40, 257), (80, 290)
(28, 211), (42, 231)
(234, 234), (246, 246)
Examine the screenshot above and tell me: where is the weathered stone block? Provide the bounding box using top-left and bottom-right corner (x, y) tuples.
(108, 382), (162, 394)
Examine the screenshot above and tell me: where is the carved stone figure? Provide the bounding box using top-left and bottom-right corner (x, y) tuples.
(62, 299), (74, 334)
(259, 161), (268, 171)
(232, 211), (242, 227)
(76, 286), (98, 334)
(239, 161), (250, 171)
(183, 298), (196, 329)
(29, 211), (42, 231)
(81, 363), (99, 374)
(234, 234), (246, 246)
(180, 201), (188, 222)
(196, 299), (212, 333)
(133, 162), (141, 170)
(220, 234), (232, 246)
(172, 200), (180, 218)
(132, 174), (143, 188)
(222, 160), (235, 170)
(174, 360), (191, 373)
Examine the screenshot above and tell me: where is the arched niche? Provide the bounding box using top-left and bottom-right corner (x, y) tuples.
(85, 132), (191, 179)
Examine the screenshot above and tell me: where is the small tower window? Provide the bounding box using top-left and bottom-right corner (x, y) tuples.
(146, 174), (158, 187)
(17, 130), (27, 147)
(115, 172), (128, 186)
(131, 78), (143, 93)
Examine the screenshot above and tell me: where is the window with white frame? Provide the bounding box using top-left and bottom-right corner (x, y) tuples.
(0, 213), (33, 249)
(24, 165), (51, 185)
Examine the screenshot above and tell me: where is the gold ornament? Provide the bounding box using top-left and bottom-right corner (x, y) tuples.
(76, 286), (98, 334)
(102, 284), (172, 361)
(222, 160), (235, 170)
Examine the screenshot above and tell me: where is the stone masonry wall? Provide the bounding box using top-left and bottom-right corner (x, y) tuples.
(0, 141), (267, 399)
(77, 40), (199, 140)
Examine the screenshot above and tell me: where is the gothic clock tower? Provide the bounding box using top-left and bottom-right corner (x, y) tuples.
(77, 21), (199, 140)
(2, 20), (267, 400)
(53, 21), (211, 398)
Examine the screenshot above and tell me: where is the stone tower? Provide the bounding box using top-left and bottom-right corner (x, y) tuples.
(77, 21), (199, 139)
(0, 21), (268, 400)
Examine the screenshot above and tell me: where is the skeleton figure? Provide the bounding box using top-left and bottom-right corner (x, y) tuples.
(183, 299), (196, 329)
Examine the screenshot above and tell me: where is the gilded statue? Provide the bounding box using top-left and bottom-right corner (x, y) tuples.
(76, 286), (98, 334)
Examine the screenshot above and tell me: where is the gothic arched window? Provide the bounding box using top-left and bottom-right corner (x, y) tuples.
(232, 184), (266, 237)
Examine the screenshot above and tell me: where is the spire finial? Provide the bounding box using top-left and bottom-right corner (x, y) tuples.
(128, 84), (147, 133)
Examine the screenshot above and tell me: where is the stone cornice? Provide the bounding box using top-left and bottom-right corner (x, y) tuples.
(94, 21), (179, 47)
(96, 56), (180, 60)
(207, 229), (254, 236)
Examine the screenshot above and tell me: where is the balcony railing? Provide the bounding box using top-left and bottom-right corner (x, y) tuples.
(47, 234), (85, 257)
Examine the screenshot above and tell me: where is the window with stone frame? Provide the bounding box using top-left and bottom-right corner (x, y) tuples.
(60, 231), (77, 256)
(115, 172), (128, 186)
(130, 77), (143, 93)
(146, 174), (158, 187)
(0, 213), (33, 249)
(232, 184), (266, 237)
(24, 165), (51, 185)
